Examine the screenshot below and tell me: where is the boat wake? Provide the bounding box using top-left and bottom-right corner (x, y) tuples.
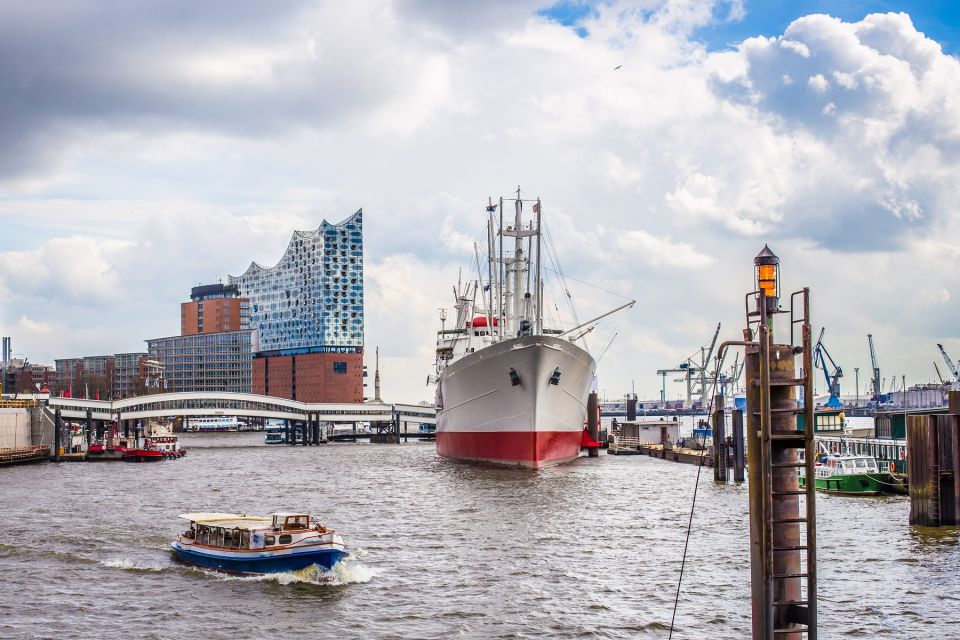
(100, 557), (167, 572)
(199, 552), (380, 586)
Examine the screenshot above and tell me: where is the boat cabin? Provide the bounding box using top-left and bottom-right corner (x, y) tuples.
(812, 454), (880, 478)
(178, 512), (322, 551)
(272, 513), (310, 531)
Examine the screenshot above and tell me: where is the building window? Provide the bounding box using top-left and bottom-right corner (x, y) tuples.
(333, 362), (347, 374)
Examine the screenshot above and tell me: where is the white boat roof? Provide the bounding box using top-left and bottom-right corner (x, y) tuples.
(179, 513), (273, 530)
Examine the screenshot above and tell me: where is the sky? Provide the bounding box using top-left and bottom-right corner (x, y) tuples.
(1, 0), (959, 404)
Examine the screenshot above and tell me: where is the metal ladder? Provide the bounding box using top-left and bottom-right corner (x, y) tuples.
(752, 288), (818, 639)
(930, 462), (941, 525)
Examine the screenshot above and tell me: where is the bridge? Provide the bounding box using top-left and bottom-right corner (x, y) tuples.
(47, 392), (436, 426)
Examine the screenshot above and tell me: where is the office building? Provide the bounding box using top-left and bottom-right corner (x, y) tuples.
(181, 283), (250, 335)
(147, 329), (256, 393)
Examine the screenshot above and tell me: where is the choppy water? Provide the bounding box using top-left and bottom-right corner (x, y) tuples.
(1, 433), (958, 639)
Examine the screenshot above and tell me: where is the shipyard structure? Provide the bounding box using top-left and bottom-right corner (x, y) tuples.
(227, 210), (364, 403)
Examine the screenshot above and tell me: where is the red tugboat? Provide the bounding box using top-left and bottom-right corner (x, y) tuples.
(88, 420), (185, 462)
(123, 422), (186, 462)
(87, 425), (128, 461)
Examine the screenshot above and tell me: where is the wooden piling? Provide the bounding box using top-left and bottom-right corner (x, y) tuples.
(86, 410), (93, 447)
(732, 409), (745, 483)
(908, 402), (960, 526)
(713, 394), (726, 482)
(587, 391), (599, 457)
(54, 408), (62, 462)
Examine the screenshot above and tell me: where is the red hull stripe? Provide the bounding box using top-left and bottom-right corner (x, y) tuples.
(437, 430), (582, 467)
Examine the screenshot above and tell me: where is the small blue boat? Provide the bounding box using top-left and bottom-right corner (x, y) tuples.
(171, 512), (347, 574)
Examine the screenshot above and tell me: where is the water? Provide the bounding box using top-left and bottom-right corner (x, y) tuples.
(1, 433), (958, 639)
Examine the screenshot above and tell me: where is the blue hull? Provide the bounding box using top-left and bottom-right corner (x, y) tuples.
(171, 543), (346, 574)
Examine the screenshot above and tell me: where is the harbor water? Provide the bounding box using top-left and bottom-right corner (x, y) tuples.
(1, 433), (958, 639)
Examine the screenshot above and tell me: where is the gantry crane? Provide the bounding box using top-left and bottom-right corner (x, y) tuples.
(814, 327), (843, 407)
(868, 334), (881, 402)
(937, 343), (960, 391)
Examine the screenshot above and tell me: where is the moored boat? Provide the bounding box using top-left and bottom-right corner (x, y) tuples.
(799, 453), (884, 496)
(432, 190), (633, 469)
(171, 512), (347, 574)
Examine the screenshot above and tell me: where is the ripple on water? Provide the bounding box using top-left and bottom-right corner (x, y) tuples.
(1, 433), (959, 639)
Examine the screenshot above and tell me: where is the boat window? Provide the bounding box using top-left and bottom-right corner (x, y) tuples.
(285, 515), (308, 530)
(265, 535), (275, 546)
(278, 534), (293, 545)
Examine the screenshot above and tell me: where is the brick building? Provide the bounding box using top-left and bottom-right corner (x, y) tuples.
(181, 283), (250, 335)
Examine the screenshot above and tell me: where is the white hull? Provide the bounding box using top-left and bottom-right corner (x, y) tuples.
(436, 335), (596, 468)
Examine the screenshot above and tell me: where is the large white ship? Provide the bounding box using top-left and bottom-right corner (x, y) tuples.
(433, 191), (633, 468)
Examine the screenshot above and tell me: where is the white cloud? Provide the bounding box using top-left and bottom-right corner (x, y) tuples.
(1, 2), (959, 401)
(613, 230), (714, 268)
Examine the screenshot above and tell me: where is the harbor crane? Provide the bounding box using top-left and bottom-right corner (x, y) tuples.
(934, 361), (945, 384)
(655, 323), (722, 408)
(813, 328), (843, 408)
(868, 334), (881, 402)
(718, 351), (743, 396)
(937, 343), (960, 391)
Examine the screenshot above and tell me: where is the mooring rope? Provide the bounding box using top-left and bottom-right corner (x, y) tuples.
(667, 424), (709, 639)
(668, 352), (728, 638)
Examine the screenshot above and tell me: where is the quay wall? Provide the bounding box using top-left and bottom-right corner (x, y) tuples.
(0, 408), (34, 449)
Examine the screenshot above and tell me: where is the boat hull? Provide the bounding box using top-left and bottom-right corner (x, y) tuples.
(436, 335), (595, 469)
(800, 473), (883, 496)
(170, 542), (346, 574)
(86, 448), (126, 461)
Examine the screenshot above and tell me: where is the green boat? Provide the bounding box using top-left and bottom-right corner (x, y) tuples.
(799, 453), (884, 496)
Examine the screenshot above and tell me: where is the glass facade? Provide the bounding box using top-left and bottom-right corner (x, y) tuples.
(113, 352), (146, 399)
(228, 210), (363, 355)
(147, 330), (257, 393)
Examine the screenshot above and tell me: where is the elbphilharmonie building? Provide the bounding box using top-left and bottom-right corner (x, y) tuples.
(228, 210), (364, 402)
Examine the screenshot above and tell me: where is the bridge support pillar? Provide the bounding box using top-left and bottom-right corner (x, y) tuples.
(86, 410), (93, 448)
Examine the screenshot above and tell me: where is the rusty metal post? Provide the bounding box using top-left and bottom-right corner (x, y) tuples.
(745, 331), (767, 638)
(588, 391), (600, 457)
(769, 342), (804, 637)
(747, 326), (807, 637)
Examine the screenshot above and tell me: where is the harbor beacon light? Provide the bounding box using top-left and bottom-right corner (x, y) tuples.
(754, 244), (780, 314)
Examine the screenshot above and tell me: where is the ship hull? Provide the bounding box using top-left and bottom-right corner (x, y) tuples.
(436, 335), (595, 469)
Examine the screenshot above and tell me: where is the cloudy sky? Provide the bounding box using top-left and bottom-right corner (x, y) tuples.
(1, 0), (959, 403)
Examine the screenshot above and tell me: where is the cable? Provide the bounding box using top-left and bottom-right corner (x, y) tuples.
(542, 267), (634, 301)
(668, 352), (727, 638)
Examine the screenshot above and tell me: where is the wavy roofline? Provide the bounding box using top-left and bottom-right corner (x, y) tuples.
(228, 209), (362, 280)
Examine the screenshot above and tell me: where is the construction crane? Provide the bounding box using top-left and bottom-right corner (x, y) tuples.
(934, 361), (945, 384)
(813, 327), (843, 407)
(937, 343), (960, 390)
(868, 334), (881, 402)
